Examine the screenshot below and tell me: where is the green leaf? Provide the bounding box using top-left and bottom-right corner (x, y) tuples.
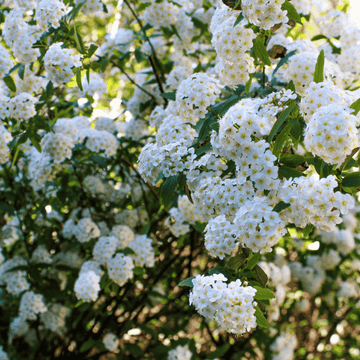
(87, 44), (98, 58)
(30, 136), (41, 153)
(272, 121), (294, 158)
(191, 17), (208, 32)
(234, 12), (244, 27)
(3, 75), (16, 92)
(313, 50), (325, 83)
(280, 154), (306, 168)
(272, 201), (291, 213)
(350, 98), (360, 116)
(253, 265), (268, 287)
(254, 287), (275, 300)
(79, 339), (96, 353)
(246, 74), (253, 94)
(178, 277), (195, 287)
(268, 101), (296, 142)
(285, 80), (295, 92)
(121, 247), (136, 256)
(303, 224), (314, 238)
(311, 34), (328, 41)
(246, 253), (260, 270)
(272, 50), (297, 76)
(18, 64), (25, 80)
(46, 81), (53, 97)
(76, 68), (83, 91)
(209, 266), (233, 280)
(137, 2), (151, 12)
(134, 48), (146, 63)
(142, 222), (151, 235)
(342, 172), (360, 188)
(278, 165), (303, 179)
(160, 91), (176, 101)
(89, 155), (107, 168)
(253, 36), (271, 66)
(126, 344), (144, 357)
(160, 175), (178, 208)
(254, 306), (270, 328)
(193, 222), (206, 233)
(207, 344), (231, 359)
(281, 0), (302, 23)
(73, 24), (86, 54)
(227, 254), (246, 270)
(0, 203), (15, 215)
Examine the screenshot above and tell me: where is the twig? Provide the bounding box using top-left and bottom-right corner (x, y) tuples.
(97, 56), (156, 100)
(123, 0), (168, 106)
(120, 157), (160, 201)
(339, 147), (359, 173)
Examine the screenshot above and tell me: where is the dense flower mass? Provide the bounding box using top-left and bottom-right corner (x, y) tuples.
(0, 0), (359, 358)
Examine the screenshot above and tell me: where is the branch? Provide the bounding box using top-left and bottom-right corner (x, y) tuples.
(123, 0), (168, 106)
(97, 56), (156, 100)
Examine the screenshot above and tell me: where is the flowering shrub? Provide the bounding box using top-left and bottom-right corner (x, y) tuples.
(0, 0), (359, 359)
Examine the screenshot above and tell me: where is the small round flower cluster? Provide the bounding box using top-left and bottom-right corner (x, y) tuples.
(291, 0), (311, 15)
(176, 73), (222, 125)
(3, 8), (41, 64)
(74, 270), (101, 302)
(110, 225), (135, 248)
(127, 235), (155, 267)
(319, 228), (356, 255)
(144, 1), (180, 28)
(41, 132), (75, 163)
(95, 117), (118, 133)
(9, 316), (29, 345)
(92, 236), (118, 265)
(165, 195), (204, 237)
(304, 104), (359, 165)
(233, 197), (287, 254)
(19, 291), (47, 320)
(318, 9), (347, 38)
(35, 0), (67, 31)
(138, 142), (196, 184)
(103, 333), (119, 351)
(0, 346), (9, 360)
(167, 345), (192, 360)
(0, 124), (12, 163)
(0, 44), (13, 78)
(31, 245), (52, 264)
(299, 81), (350, 122)
(258, 261), (291, 321)
(189, 274), (257, 335)
(40, 304), (71, 336)
(15, 67), (46, 94)
(270, 330), (298, 360)
(278, 175), (354, 231)
(204, 214), (238, 259)
(80, 73), (108, 99)
(210, 5), (256, 86)
(285, 52), (338, 95)
(44, 42), (82, 85)
(0, 256), (30, 296)
(242, 0), (288, 30)
(9, 93), (38, 122)
(73, 218), (101, 243)
(107, 253), (135, 286)
(81, 129), (119, 157)
(74, 0), (103, 15)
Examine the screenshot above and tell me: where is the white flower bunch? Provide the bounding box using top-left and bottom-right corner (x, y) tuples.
(127, 235), (155, 268)
(74, 270), (101, 302)
(74, 0), (103, 15)
(0, 44), (13, 78)
(144, 1), (180, 28)
(189, 274), (257, 335)
(41, 132), (75, 163)
(242, 0), (288, 30)
(19, 291), (47, 320)
(167, 344), (192, 360)
(304, 104), (359, 165)
(73, 218), (101, 243)
(35, 0), (67, 31)
(44, 42), (82, 85)
(103, 333), (119, 351)
(9, 93), (38, 122)
(107, 253), (134, 286)
(270, 330), (297, 360)
(176, 73), (222, 125)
